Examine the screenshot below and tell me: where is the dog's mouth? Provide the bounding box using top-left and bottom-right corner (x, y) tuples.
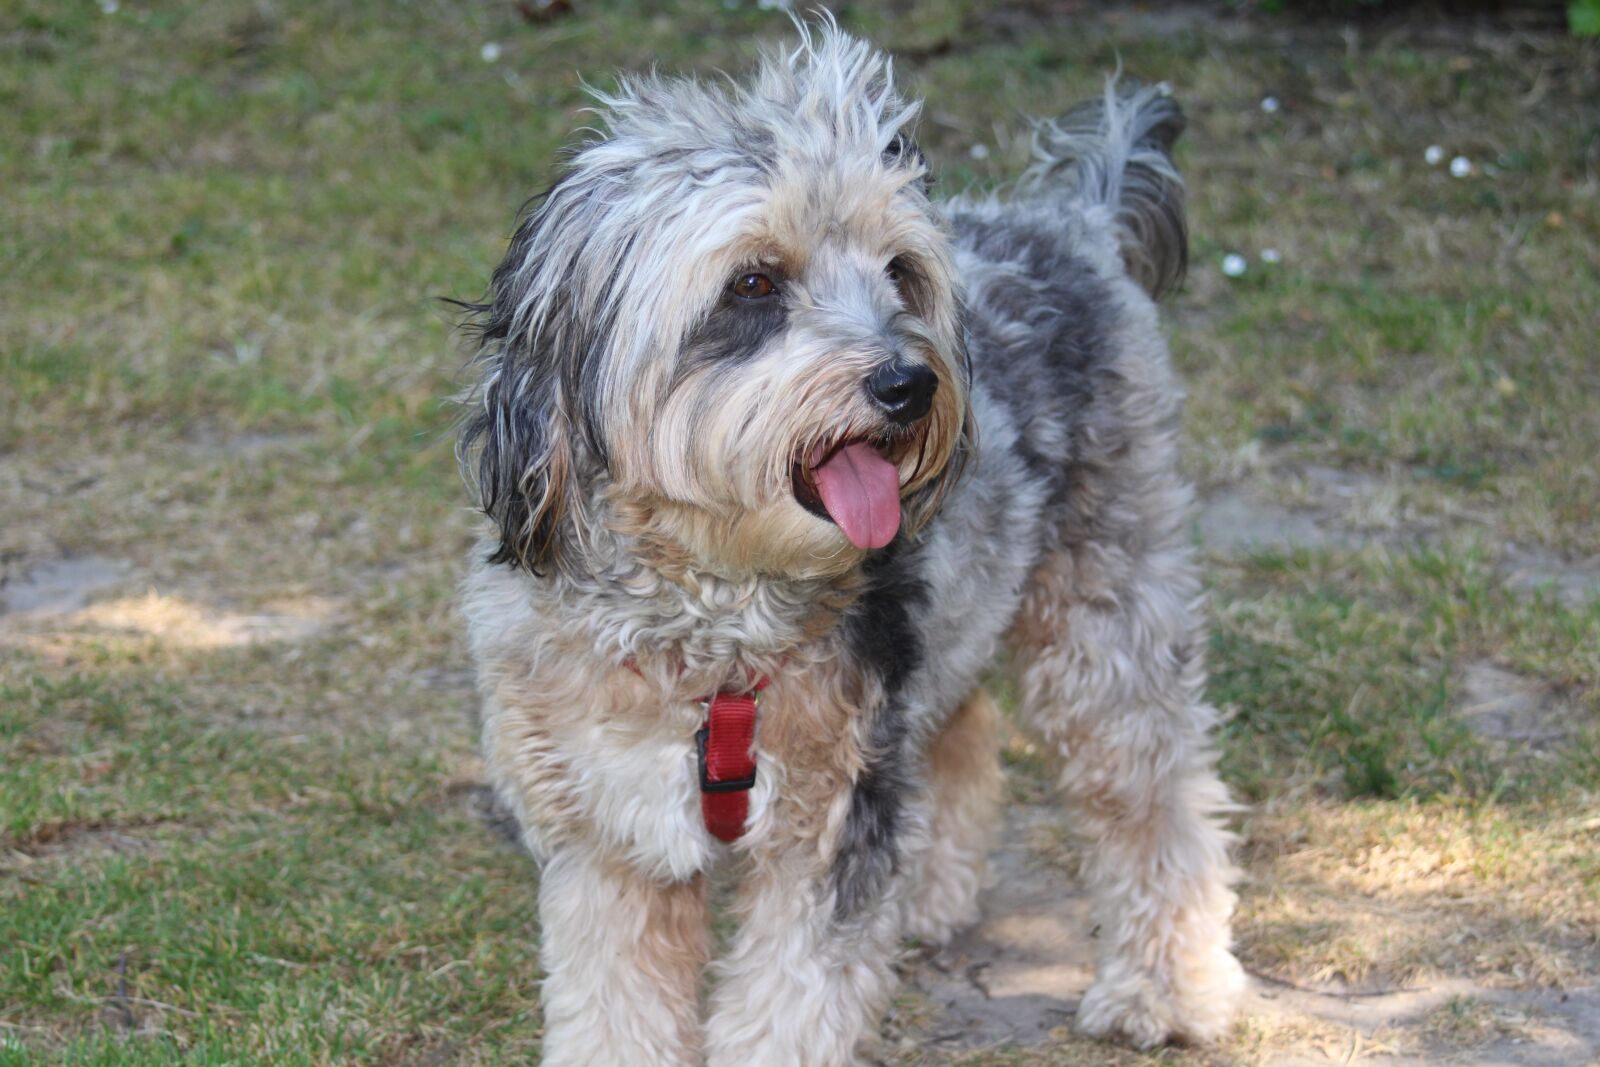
(791, 436), (905, 550)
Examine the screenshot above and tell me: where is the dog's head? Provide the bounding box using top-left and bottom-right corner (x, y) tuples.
(461, 20), (969, 580)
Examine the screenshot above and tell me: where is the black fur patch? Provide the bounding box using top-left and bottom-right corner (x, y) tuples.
(472, 786), (528, 853)
(884, 131), (933, 192)
(455, 177), (619, 573)
(678, 286), (788, 376)
(831, 537), (927, 921)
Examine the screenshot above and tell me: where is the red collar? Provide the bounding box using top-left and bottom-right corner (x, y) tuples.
(695, 676), (768, 843)
(626, 661), (769, 843)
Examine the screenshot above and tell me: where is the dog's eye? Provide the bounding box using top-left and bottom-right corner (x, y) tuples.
(731, 272), (777, 300)
(886, 257), (912, 294)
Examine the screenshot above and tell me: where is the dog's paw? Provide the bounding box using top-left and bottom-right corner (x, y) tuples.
(898, 876), (981, 947)
(1175, 946), (1247, 1044)
(1075, 976), (1179, 1050)
(898, 838), (987, 947)
(1075, 949), (1245, 1049)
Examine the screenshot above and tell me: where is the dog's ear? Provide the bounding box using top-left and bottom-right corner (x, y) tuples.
(457, 183), (591, 574)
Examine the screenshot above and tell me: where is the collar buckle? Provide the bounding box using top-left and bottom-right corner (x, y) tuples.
(696, 725), (758, 793)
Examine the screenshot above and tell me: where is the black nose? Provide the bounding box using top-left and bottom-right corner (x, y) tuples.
(866, 360), (938, 425)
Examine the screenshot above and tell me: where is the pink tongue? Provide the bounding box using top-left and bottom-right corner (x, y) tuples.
(812, 442), (902, 550)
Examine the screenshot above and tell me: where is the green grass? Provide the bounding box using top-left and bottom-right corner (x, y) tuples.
(1212, 543), (1600, 802)
(1, 659), (540, 1061)
(2, 811), (542, 1062)
(3, 0), (1598, 1063)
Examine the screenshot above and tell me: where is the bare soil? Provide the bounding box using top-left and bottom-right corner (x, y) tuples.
(899, 803), (1600, 1065)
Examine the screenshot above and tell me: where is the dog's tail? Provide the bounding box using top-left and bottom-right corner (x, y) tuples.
(1018, 79), (1187, 300)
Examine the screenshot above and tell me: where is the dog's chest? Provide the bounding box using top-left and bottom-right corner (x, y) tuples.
(552, 558), (850, 676)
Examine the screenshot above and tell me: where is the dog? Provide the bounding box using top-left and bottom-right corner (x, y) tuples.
(456, 18), (1244, 1066)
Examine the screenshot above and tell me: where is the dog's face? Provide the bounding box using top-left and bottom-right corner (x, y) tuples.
(462, 29), (970, 579)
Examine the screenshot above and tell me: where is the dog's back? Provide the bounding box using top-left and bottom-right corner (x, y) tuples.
(935, 83), (1193, 557)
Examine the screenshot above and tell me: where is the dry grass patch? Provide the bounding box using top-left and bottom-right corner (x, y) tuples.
(1238, 799), (1600, 990)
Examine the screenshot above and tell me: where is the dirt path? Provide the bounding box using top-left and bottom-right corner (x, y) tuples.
(902, 805), (1600, 1065)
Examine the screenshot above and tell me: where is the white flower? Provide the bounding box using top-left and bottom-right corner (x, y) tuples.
(1261, 248), (1282, 264)
(969, 143), (990, 160)
(480, 42), (502, 63)
(1221, 253), (1248, 278)
(1260, 96), (1280, 113)
(1424, 145), (1446, 166)
(1450, 155), (1472, 178)
(99, 0), (119, 12)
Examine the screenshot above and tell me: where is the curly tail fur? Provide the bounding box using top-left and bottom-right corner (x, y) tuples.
(1018, 79), (1188, 300)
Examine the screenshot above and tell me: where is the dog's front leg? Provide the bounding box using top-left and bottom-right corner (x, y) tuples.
(702, 847), (900, 1067)
(1013, 544), (1245, 1049)
(535, 846), (709, 1067)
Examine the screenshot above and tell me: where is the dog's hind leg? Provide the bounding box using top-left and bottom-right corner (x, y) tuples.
(535, 847), (709, 1067)
(899, 687), (1003, 946)
(1010, 540), (1245, 1048)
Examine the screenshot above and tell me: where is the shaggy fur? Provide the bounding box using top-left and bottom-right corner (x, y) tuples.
(457, 19), (1244, 1066)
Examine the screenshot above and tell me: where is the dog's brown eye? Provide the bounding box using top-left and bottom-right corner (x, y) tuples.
(732, 272), (776, 300)
(886, 257), (911, 295)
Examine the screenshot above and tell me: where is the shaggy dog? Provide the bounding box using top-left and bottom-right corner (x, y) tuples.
(457, 19), (1244, 1066)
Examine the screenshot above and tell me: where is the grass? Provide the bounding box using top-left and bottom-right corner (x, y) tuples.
(2, 0), (1598, 1064)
